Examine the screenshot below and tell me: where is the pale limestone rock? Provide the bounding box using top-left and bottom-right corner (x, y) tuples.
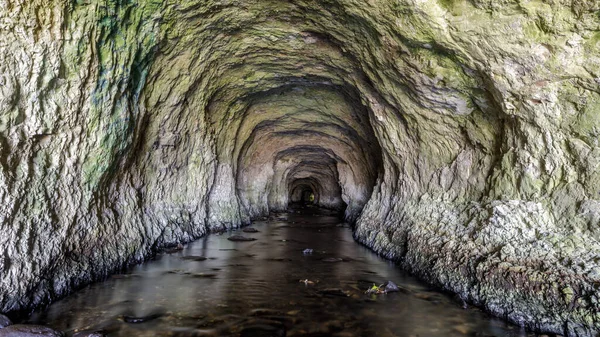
(0, 1), (599, 336)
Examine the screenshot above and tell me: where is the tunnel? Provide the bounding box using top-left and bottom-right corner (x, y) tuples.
(290, 181), (317, 205)
(232, 85), (382, 221)
(0, 0), (599, 336)
(298, 188), (314, 204)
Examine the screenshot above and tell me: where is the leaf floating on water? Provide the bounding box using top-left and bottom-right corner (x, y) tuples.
(299, 279), (317, 285)
(365, 283), (385, 295)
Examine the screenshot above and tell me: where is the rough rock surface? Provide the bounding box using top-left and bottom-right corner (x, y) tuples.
(0, 324), (63, 337)
(0, 314), (11, 329)
(0, 0), (599, 336)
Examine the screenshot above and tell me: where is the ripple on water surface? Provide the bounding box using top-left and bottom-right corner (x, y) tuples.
(28, 207), (535, 337)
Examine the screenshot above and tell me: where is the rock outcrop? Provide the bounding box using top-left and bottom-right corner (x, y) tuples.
(1, 0), (599, 335)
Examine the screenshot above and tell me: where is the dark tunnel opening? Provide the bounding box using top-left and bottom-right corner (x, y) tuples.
(301, 189), (314, 204)
(290, 184), (316, 205)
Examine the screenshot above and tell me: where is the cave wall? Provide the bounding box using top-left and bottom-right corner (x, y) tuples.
(1, 0), (599, 335)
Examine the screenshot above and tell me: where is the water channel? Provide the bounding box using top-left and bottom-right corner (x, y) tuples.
(27, 206), (535, 337)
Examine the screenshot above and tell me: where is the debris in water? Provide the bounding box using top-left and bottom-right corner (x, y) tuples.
(302, 248), (313, 254)
(383, 281), (400, 293)
(365, 281), (403, 294)
(299, 279), (317, 285)
(366, 284), (385, 295)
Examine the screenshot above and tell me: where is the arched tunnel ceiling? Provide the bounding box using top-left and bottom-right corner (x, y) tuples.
(1, 0), (600, 335)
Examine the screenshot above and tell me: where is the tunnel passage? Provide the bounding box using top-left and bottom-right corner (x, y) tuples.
(300, 190), (313, 204)
(228, 86), (382, 222)
(2, 1), (600, 335)
(289, 183), (315, 205)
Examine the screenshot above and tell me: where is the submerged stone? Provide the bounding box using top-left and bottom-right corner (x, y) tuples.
(228, 235), (257, 242)
(0, 325), (64, 337)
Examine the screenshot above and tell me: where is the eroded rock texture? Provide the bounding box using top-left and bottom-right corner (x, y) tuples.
(0, 0), (599, 335)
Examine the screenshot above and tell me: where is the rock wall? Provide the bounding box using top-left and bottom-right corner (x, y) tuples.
(1, 0), (599, 335)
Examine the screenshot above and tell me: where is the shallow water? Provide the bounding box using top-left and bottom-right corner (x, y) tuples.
(28, 207), (534, 337)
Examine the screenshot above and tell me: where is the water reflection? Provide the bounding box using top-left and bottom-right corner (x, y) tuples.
(28, 207), (533, 337)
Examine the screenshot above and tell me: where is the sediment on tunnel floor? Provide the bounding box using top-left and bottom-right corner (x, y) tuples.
(1, 1), (600, 336)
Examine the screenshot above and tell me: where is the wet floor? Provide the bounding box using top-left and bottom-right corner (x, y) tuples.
(28, 206), (535, 337)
